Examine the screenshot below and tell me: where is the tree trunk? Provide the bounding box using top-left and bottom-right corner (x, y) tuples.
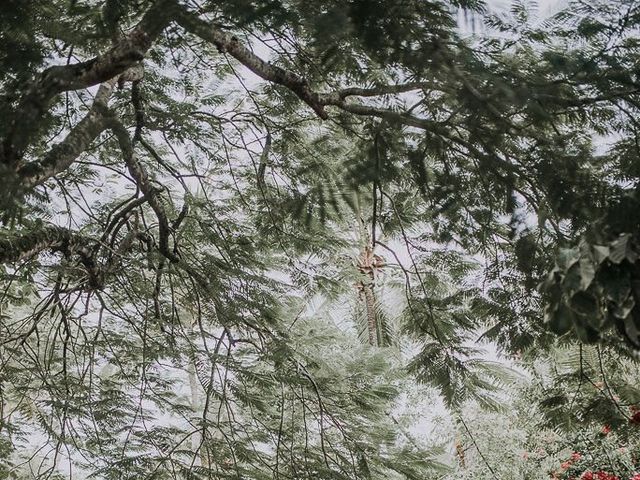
(363, 283), (378, 346)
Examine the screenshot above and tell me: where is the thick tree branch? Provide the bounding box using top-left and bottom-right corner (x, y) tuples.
(1, 0), (176, 168)
(173, 8), (328, 119)
(0, 225), (91, 264)
(0, 221), (149, 291)
(17, 79), (117, 188)
(107, 115), (177, 263)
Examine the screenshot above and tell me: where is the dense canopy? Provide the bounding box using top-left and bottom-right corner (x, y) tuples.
(2, 0), (640, 478)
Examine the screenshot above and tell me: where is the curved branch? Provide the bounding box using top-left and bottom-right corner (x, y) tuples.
(107, 116), (176, 262)
(173, 8), (328, 119)
(1, 0), (177, 168)
(0, 225), (91, 264)
(18, 79), (117, 188)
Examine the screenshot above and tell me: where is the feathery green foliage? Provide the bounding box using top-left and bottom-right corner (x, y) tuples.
(2, 0), (640, 478)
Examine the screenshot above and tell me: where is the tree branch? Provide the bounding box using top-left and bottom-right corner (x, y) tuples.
(107, 115), (177, 263)
(0, 225), (91, 264)
(1, 0), (177, 168)
(328, 81), (448, 100)
(173, 8), (328, 119)
(17, 79), (117, 188)
(321, 99), (441, 130)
